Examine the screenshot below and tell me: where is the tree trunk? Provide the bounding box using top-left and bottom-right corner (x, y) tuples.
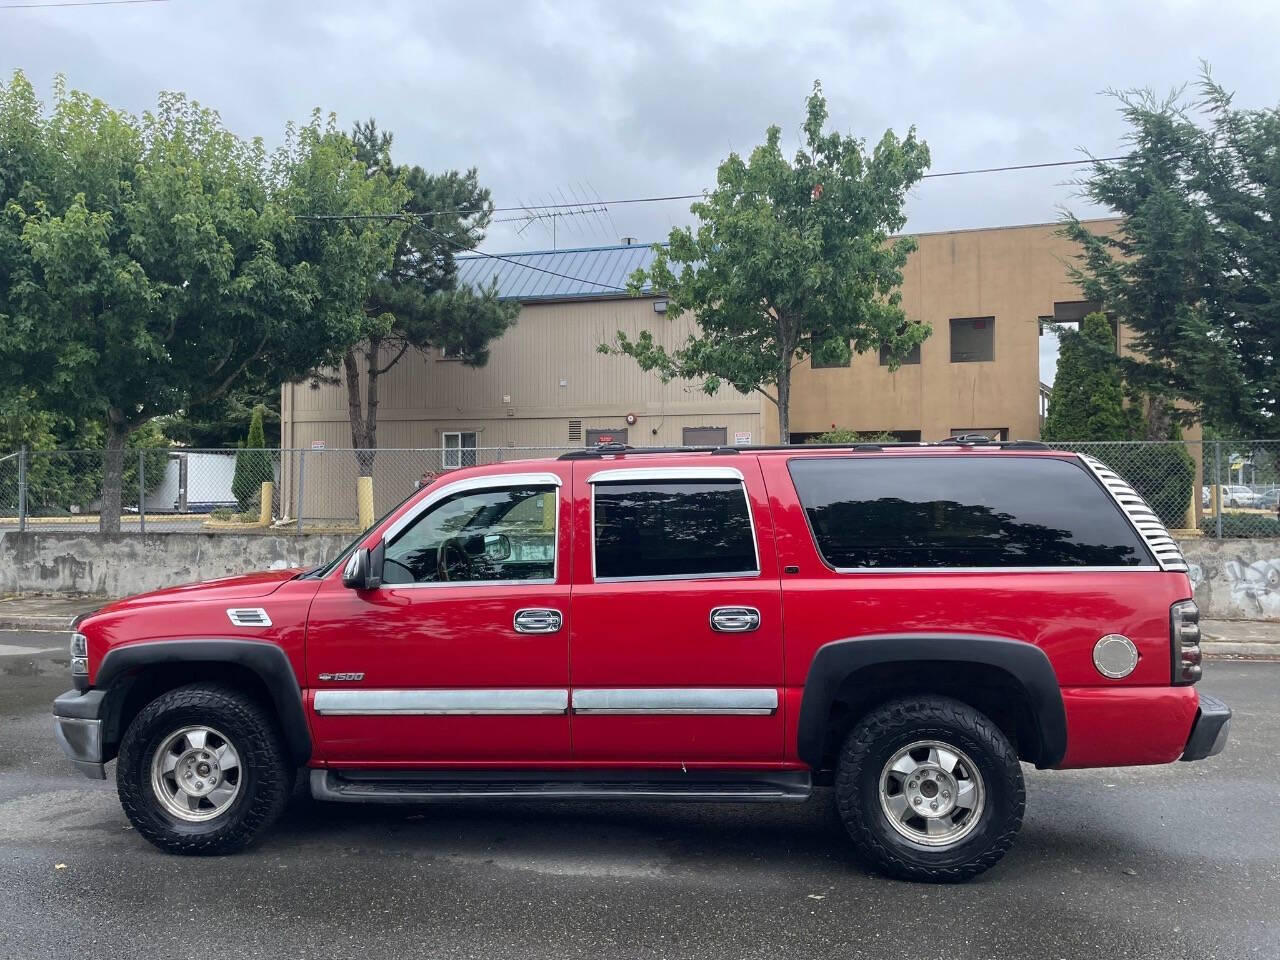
(343, 346), (377, 477)
(776, 366), (791, 443)
(100, 415), (128, 534)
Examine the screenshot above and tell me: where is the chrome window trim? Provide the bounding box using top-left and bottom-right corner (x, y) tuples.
(587, 465), (745, 484)
(827, 565), (1162, 574)
(1076, 453), (1189, 572)
(589, 474), (761, 582)
(313, 688), (568, 716)
(379, 470), (562, 588)
(571, 688), (778, 715)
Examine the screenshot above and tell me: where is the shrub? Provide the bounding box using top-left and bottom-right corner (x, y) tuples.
(231, 405), (272, 511)
(1200, 513), (1280, 538)
(806, 429), (898, 444)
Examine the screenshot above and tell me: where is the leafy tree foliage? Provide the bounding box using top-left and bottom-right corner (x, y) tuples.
(334, 120), (519, 475)
(805, 428), (897, 444)
(604, 82), (929, 440)
(0, 71), (403, 529)
(1062, 67), (1280, 439)
(162, 387), (281, 449)
(1040, 313), (1136, 441)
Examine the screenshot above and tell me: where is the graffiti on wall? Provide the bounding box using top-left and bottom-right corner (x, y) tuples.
(1186, 552), (1280, 619)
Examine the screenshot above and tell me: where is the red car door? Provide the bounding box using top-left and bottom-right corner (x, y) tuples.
(305, 467), (572, 766)
(567, 458), (786, 765)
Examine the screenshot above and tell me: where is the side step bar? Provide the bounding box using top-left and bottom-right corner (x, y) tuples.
(311, 769), (812, 804)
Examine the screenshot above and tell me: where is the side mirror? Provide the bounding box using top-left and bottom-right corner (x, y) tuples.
(482, 533), (512, 561)
(341, 542), (384, 590)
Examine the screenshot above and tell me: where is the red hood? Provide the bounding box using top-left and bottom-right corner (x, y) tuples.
(98, 569), (302, 612)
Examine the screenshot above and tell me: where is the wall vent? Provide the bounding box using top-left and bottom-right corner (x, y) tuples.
(568, 419), (583, 443)
(226, 608), (272, 627)
(1077, 454), (1188, 572)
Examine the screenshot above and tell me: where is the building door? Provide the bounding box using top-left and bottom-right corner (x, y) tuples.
(567, 460), (785, 763)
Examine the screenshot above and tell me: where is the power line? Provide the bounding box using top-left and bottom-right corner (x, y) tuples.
(0, 0), (167, 8)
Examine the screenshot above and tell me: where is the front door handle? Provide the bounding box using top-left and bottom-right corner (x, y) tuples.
(709, 606), (761, 633)
(513, 608), (563, 634)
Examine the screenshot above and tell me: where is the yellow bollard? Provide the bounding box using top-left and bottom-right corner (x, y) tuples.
(259, 481), (273, 525)
(357, 475), (375, 530)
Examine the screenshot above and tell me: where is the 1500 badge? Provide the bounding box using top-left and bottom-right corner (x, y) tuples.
(318, 672), (365, 682)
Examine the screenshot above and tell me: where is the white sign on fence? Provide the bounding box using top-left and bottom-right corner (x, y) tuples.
(734, 431), (752, 446)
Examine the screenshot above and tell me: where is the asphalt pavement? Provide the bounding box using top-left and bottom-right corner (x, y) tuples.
(1, 630), (1276, 960)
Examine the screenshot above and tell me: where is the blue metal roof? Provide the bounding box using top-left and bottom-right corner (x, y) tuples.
(454, 243), (664, 302)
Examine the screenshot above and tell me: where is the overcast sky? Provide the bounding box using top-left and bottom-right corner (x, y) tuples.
(4, 0), (1275, 256)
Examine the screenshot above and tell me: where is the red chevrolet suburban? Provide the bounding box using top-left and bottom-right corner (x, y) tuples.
(52, 439), (1230, 881)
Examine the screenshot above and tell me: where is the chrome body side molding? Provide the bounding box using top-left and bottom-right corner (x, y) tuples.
(312, 688), (569, 716)
(571, 687), (778, 715)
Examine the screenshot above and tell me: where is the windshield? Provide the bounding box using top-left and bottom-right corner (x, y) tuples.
(305, 487), (420, 580)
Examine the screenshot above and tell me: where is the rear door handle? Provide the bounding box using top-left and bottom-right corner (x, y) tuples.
(513, 608), (563, 634)
(709, 606), (761, 633)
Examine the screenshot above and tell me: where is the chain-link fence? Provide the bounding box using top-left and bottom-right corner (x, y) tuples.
(1048, 440), (1280, 538)
(0, 447), (573, 533)
(1, 441), (1277, 537)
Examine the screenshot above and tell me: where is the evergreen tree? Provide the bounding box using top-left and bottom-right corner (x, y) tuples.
(231, 405), (271, 512)
(1041, 313), (1133, 441)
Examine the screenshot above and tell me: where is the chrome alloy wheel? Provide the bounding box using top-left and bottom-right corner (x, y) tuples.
(149, 725), (242, 822)
(878, 739), (985, 847)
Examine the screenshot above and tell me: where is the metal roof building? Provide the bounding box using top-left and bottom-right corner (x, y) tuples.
(455, 243), (662, 302)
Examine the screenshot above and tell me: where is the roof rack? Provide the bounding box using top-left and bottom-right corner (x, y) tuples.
(557, 438), (1049, 459)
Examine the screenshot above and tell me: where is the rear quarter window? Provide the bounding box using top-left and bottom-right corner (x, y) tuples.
(788, 455), (1154, 569)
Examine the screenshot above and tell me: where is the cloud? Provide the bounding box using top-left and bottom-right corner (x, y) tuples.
(3, 0), (1277, 252)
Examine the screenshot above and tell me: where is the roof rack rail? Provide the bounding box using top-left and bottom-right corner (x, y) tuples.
(556, 438), (1049, 460)
(557, 443), (741, 460)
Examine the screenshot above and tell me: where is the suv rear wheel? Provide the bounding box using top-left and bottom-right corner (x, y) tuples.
(835, 696), (1025, 882)
(117, 684), (292, 854)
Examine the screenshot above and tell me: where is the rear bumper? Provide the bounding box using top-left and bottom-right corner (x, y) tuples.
(1180, 692), (1231, 762)
(52, 689), (107, 780)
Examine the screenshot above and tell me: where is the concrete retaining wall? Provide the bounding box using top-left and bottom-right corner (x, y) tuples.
(2, 532), (1277, 621)
(0, 532), (350, 597)
(1182, 538), (1280, 621)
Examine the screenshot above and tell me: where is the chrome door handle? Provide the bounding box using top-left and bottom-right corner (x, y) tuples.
(709, 606), (761, 633)
(513, 608), (563, 634)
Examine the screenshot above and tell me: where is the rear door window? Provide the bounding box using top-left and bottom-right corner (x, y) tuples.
(788, 456), (1153, 569)
(593, 479), (758, 580)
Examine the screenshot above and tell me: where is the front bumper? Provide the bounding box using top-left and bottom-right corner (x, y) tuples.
(1180, 692), (1231, 762)
(52, 689), (108, 780)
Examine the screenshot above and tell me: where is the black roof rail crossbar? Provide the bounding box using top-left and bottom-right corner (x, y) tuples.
(556, 439), (1049, 460)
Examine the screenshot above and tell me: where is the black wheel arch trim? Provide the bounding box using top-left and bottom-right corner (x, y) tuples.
(90, 638), (312, 765)
(797, 633), (1067, 770)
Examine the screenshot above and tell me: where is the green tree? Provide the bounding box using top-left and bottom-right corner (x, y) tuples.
(231, 404), (271, 512)
(0, 71), (403, 530)
(330, 120), (519, 476)
(1062, 67), (1280, 439)
(164, 387), (281, 448)
(602, 82), (930, 441)
(1040, 312), (1135, 441)
(805, 428), (897, 444)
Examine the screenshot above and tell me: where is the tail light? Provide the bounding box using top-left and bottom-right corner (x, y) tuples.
(1170, 600), (1201, 684)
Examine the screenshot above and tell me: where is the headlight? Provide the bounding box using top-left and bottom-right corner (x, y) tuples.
(70, 633), (88, 676)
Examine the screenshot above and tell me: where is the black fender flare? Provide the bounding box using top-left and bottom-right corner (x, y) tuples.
(95, 639), (312, 765)
(796, 633), (1067, 769)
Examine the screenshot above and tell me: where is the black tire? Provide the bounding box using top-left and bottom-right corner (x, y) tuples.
(834, 696), (1025, 883)
(117, 683), (293, 855)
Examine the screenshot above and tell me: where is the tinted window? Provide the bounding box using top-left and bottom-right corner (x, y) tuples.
(382, 486), (556, 584)
(594, 480), (757, 579)
(788, 457), (1152, 568)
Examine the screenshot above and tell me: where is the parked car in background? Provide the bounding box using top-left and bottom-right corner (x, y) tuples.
(1223, 485), (1264, 508)
(53, 439), (1229, 883)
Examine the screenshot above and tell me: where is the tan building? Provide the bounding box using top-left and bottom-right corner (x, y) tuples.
(779, 218), (1124, 444)
(279, 220), (1135, 517)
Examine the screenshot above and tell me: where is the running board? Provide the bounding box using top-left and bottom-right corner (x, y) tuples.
(311, 769), (811, 804)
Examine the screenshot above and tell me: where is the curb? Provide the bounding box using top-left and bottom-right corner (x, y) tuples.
(1203, 640), (1280, 660)
(0, 614), (86, 633)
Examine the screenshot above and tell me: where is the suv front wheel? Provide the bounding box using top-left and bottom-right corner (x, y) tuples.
(835, 696), (1025, 882)
(117, 683), (293, 854)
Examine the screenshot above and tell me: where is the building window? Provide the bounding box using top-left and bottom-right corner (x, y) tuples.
(592, 479), (759, 580)
(950, 317), (994, 362)
(586, 427), (628, 446)
(442, 431), (478, 468)
(879, 343), (921, 365)
(787, 456), (1151, 569)
(681, 426), (728, 446)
